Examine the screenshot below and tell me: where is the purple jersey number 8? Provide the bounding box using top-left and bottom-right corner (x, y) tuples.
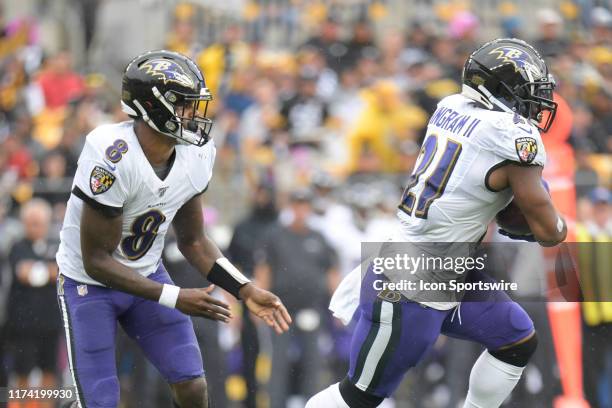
(121, 209), (166, 260)
(105, 139), (129, 163)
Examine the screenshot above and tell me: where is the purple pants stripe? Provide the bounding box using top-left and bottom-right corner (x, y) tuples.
(58, 293), (85, 407)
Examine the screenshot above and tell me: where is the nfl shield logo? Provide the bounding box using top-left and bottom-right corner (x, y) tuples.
(77, 285), (88, 296)
(515, 137), (538, 164)
(58, 275), (65, 296)
(377, 289), (402, 303)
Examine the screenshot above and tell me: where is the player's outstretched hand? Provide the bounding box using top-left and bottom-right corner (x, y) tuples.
(176, 285), (232, 322)
(240, 284), (292, 334)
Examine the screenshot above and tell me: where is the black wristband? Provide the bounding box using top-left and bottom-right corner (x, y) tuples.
(207, 258), (250, 299)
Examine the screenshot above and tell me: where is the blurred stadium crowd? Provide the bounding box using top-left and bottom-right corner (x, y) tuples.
(0, 0), (610, 407)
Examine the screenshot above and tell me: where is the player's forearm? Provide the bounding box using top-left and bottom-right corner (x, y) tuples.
(521, 200), (567, 246)
(173, 195), (251, 298)
(177, 234), (222, 279)
(178, 234), (253, 299)
(531, 213), (567, 246)
(508, 166), (567, 246)
(83, 253), (163, 301)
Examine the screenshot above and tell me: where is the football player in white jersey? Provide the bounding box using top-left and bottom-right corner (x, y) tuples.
(307, 38), (567, 407)
(55, 50), (291, 408)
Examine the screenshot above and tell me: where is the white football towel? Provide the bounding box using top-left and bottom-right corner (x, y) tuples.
(330, 231), (404, 325)
(329, 261), (366, 325)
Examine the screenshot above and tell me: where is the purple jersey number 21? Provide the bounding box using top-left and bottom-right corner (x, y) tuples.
(399, 134), (462, 219)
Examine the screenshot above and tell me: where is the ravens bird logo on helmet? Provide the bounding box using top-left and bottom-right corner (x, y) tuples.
(139, 59), (195, 88)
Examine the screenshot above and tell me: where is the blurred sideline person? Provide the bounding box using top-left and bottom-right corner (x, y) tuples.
(309, 172), (357, 278)
(280, 67), (330, 147)
(256, 189), (338, 407)
(163, 229), (229, 408)
(307, 38), (567, 408)
(6, 198), (60, 408)
(55, 50), (291, 408)
(0, 200), (20, 388)
(227, 183), (279, 408)
(345, 80), (427, 174)
(0, 270), (5, 389)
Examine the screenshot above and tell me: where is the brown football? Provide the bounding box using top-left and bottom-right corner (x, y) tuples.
(495, 200), (532, 235)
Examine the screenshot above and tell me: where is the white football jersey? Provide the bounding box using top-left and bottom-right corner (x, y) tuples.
(56, 121), (216, 286)
(397, 93), (547, 242)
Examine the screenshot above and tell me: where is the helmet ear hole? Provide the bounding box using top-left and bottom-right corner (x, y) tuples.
(166, 121), (178, 132)
(515, 85), (530, 99)
(165, 91), (178, 103)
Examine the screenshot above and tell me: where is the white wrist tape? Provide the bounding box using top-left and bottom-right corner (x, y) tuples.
(556, 216), (565, 233)
(216, 258), (251, 285)
(159, 284), (180, 308)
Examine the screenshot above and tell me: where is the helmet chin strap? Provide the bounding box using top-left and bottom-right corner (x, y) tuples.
(468, 84), (541, 127)
(476, 84), (515, 114)
(462, 83), (526, 116)
(131, 98), (191, 144)
(150, 86), (207, 146)
(121, 100), (138, 116)
(461, 84), (494, 110)
(132, 99), (163, 133)
(152, 87), (175, 113)
(127, 90), (209, 146)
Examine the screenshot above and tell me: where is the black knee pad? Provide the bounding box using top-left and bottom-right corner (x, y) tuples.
(339, 377), (384, 408)
(172, 376), (209, 408)
(173, 395), (210, 408)
(489, 332), (538, 367)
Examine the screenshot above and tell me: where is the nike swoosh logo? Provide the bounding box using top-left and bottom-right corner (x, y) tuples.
(516, 124), (533, 134)
(103, 160), (117, 171)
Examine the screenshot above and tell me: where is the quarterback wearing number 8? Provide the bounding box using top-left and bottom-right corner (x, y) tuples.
(307, 38), (566, 407)
(56, 50), (291, 408)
